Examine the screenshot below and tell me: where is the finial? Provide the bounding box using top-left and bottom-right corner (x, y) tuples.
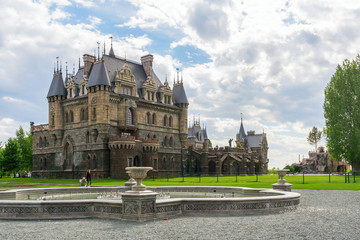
(78, 57), (81, 69)
(124, 52), (127, 63)
(65, 61), (68, 78)
(94, 49), (96, 58)
(54, 62), (56, 74)
(60, 60), (62, 73)
(97, 42), (100, 61)
(103, 41), (106, 55)
(181, 72), (183, 84)
(176, 68), (179, 83)
(241, 112), (243, 122)
(165, 74), (168, 83)
(56, 56), (59, 73)
(73, 63), (75, 75)
(110, 36), (113, 48)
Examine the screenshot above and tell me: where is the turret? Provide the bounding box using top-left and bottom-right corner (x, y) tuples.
(47, 70), (66, 130)
(172, 75), (189, 147)
(87, 60), (111, 125)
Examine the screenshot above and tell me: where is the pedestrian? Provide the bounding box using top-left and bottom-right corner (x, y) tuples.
(80, 177), (86, 187)
(86, 169), (91, 187)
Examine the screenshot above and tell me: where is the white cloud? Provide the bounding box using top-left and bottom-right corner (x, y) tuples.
(0, 118), (29, 144)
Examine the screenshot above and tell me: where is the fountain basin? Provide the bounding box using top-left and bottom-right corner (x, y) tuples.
(0, 186), (300, 221)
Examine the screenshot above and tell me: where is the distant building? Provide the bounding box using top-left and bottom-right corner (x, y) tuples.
(184, 117), (268, 175)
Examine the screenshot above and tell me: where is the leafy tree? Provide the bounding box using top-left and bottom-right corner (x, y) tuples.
(324, 55), (360, 172)
(1, 138), (22, 175)
(208, 139), (212, 148)
(307, 126), (322, 151)
(15, 126), (33, 171)
(284, 165), (294, 172)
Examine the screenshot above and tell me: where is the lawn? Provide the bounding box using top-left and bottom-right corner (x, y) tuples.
(0, 174), (359, 190)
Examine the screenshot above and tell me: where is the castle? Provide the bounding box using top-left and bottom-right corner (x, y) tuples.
(184, 118), (268, 175)
(31, 44), (268, 179)
(31, 44), (188, 179)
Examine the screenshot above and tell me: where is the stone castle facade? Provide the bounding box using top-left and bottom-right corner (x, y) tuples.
(31, 45), (188, 179)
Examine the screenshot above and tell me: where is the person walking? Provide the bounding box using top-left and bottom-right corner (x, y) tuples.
(86, 169), (91, 187)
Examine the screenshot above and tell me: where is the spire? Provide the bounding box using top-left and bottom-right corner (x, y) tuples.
(47, 70), (66, 98)
(60, 60), (62, 73)
(56, 56), (59, 73)
(109, 36), (115, 57)
(176, 68), (179, 83)
(239, 113), (246, 140)
(54, 63), (56, 74)
(97, 42), (100, 61)
(78, 57), (81, 69)
(65, 61), (68, 78)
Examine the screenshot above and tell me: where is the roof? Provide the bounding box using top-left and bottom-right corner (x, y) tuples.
(173, 83), (188, 104)
(73, 67), (84, 84)
(88, 61), (110, 87)
(47, 73), (66, 97)
(203, 129), (208, 140)
(239, 121), (246, 140)
(246, 134), (263, 148)
(101, 55), (162, 89)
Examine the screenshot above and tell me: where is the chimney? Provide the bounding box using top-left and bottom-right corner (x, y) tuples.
(83, 54), (96, 76)
(247, 130), (255, 136)
(141, 54), (154, 77)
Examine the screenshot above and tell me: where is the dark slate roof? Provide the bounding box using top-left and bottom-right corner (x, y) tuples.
(203, 129), (208, 140)
(109, 46), (115, 57)
(88, 61), (110, 87)
(102, 55), (162, 89)
(246, 134), (263, 148)
(47, 73), (66, 97)
(73, 67), (84, 84)
(173, 83), (189, 104)
(188, 128), (195, 138)
(239, 121), (246, 140)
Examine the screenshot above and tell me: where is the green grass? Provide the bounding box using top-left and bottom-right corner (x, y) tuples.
(0, 174), (359, 190)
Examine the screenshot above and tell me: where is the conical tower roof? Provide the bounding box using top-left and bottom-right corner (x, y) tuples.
(47, 72), (66, 98)
(87, 60), (110, 87)
(173, 83), (188, 105)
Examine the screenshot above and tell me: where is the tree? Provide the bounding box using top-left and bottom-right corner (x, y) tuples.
(1, 138), (22, 175)
(307, 126), (322, 151)
(284, 165), (294, 172)
(15, 126), (33, 171)
(324, 55), (360, 172)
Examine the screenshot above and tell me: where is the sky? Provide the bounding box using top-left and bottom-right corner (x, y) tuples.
(1, 0), (359, 168)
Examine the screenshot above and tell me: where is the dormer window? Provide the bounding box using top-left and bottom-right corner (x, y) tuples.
(121, 86), (132, 95)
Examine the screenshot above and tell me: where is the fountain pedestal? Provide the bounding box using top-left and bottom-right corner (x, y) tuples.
(272, 169), (292, 192)
(122, 167), (158, 221)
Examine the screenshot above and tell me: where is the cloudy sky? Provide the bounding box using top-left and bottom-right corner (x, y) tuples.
(1, 0), (359, 168)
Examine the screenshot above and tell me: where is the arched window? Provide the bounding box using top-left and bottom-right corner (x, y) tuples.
(65, 112), (69, 123)
(44, 157), (47, 167)
(86, 131), (90, 143)
(146, 112), (151, 124)
(39, 137), (43, 147)
(163, 115), (167, 126)
(82, 85), (85, 95)
(92, 108), (96, 120)
(70, 111), (74, 122)
(153, 159), (158, 170)
(51, 115), (55, 126)
(147, 133), (151, 139)
(169, 116), (173, 127)
(152, 113), (156, 125)
(153, 135), (156, 139)
(44, 137), (47, 147)
(85, 107), (88, 120)
(126, 108), (133, 125)
(80, 108), (85, 121)
(169, 136), (173, 147)
(92, 154), (97, 169)
(164, 136), (168, 147)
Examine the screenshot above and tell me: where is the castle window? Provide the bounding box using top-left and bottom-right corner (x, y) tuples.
(152, 113), (156, 125)
(146, 112), (151, 124)
(80, 109), (83, 121)
(69, 89), (72, 98)
(164, 136), (168, 147)
(169, 116), (173, 127)
(163, 115), (167, 126)
(70, 111), (74, 122)
(85, 107), (88, 120)
(121, 87), (132, 96)
(65, 112), (69, 123)
(151, 92), (154, 101)
(169, 137), (173, 147)
(86, 131), (90, 143)
(126, 108), (133, 125)
(92, 108), (96, 120)
(82, 85), (85, 95)
(39, 137), (43, 148)
(147, 92), (150, 100)
(51, 115), (55, 127)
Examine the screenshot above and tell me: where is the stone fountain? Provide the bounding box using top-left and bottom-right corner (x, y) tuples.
(122, 167), (158, 221)
(272, 169), (292, 192)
